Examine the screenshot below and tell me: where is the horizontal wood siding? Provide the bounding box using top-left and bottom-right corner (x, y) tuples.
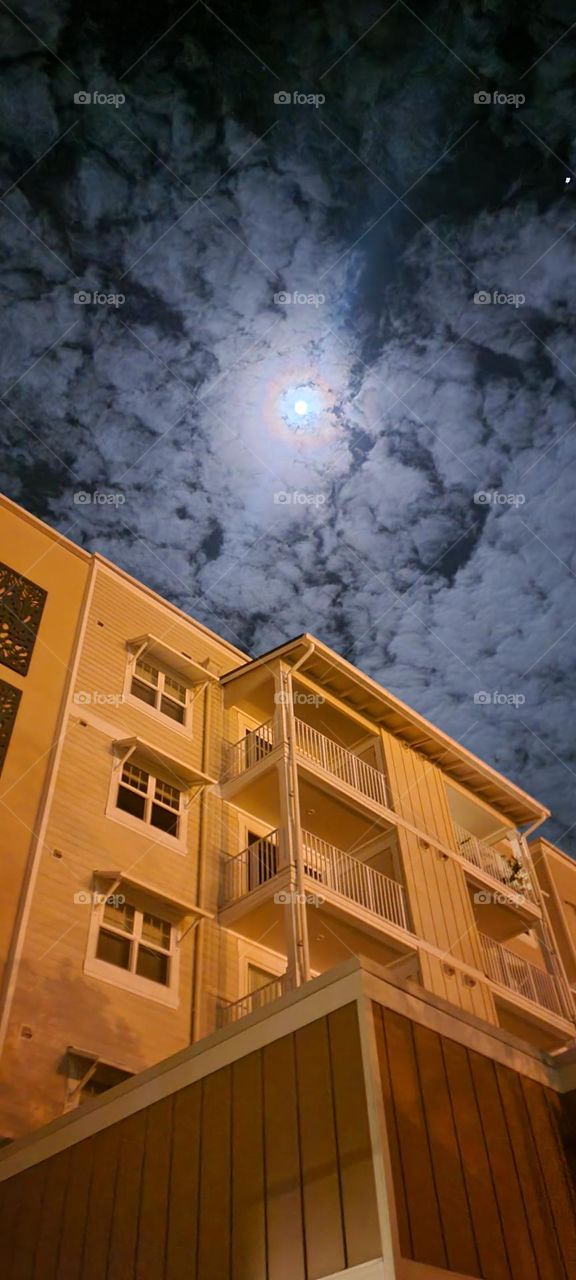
(373, 1001), (576, 1278)
(0, 1004), (379, 1279)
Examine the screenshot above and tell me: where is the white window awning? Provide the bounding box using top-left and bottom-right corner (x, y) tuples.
(126, 634), (219, 683)
(112, 736), (216, 787)
(93, 869), (213, 920)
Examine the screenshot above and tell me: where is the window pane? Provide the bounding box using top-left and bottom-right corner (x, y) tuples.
(160, 695), (185, 723)
(136, 946), (169, 985)
(96, 929), (131, 969)
(131, 678), (157, 707)
(141, 912), (171, 948)
(102, 898), (134, 932)
(117, 784), (146, 820)
(121, 762), (148, 792)
(164, 674), (186, 702)
(135, 659), (159, 686)
(151, 803), (179, 836)
(154, 779), (180, 810)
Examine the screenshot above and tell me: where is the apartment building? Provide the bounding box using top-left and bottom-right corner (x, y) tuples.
(0, 493), (575, 1143)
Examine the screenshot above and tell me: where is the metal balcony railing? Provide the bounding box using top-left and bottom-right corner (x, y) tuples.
(223, 715), (389, 811)
(224, 718), (275, 780)
(218, 973), (291, 1025)
(220, 827), (409, 933)
(479, 932), (564, 1016)
(301, 831), (409, 930)
(294, 718), (388, 807)
(221, 831), (279, 905)
(454, 823), (534, 901)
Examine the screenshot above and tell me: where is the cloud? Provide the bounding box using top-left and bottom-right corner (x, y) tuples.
(1, 0), (576, 847)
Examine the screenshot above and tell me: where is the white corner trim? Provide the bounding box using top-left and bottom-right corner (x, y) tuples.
(320, 1261), (389, 1280)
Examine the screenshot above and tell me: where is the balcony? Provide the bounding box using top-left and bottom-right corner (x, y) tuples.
(221, 829), (410, 934)
(218, 973), (291, 1025)
(294, 718), (388, 807)
(222, 716), (389, 819)
(479, 932), (564, 1018)
(454, 823), (535, 903)
(221, 831), (280, 905)
(224, 718), (275, 781)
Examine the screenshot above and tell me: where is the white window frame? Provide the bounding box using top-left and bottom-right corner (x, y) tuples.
(124, 651), (193, 732)
(84, 893), (181, 1008)
(105, 755), (189, 853)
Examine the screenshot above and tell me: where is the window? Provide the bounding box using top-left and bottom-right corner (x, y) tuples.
(0, 678), (22, 775)
(116, 762), (181, 838)
(0, 561), (47, 675)
(65, 1052), (132, 1110)
(95, 896), (174, 988)
(130, 657), (189, 725)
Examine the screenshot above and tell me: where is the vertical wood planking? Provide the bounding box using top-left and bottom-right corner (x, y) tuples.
(329, 1005), (381, 1267)
(412, 1023), (481, 1277)
(521, 1078), (576, 1278)
(441, 1038), (511, 1280)
(263, 1034), (306, 1280)
(0, 1171), (22, 1277)
(383, 1008), (447, 1268)
(231, 1052), (267, 1280)
(107, 1111), (147, 1280)
(294, 1017), (345, 1278)
(165, 1082), (202, 1280)
(81, 1123), (122, 1280)
(10, 1163), (48, 1280)
(495, 1064), (567, 1279)
(136, 1096), (173, 1280)
(468, 1051), (539, 1280)
(371, 1004), (411, 1260)
(33, 1148), (72, 1280)
(55, 1139), (95, 1280)
(196, 1068), (232, 1280)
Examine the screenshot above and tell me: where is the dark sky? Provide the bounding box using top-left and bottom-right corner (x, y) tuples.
(1, 1), (576, 849)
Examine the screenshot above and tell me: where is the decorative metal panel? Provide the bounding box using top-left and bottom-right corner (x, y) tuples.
(0, 678), (22, 774)
(0, 561), (47, 675)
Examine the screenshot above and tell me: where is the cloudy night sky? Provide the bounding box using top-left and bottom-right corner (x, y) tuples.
(1, 1), (575, 849)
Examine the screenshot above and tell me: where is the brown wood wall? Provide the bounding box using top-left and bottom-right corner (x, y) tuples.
(0, 1003), (380, 1280)
(373, 1000), (576, 1279)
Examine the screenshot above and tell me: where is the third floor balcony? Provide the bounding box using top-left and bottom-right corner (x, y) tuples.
(221, 714), (390, 819)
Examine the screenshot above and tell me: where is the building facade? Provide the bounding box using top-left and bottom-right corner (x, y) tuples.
(0, 493), (575, 1140)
